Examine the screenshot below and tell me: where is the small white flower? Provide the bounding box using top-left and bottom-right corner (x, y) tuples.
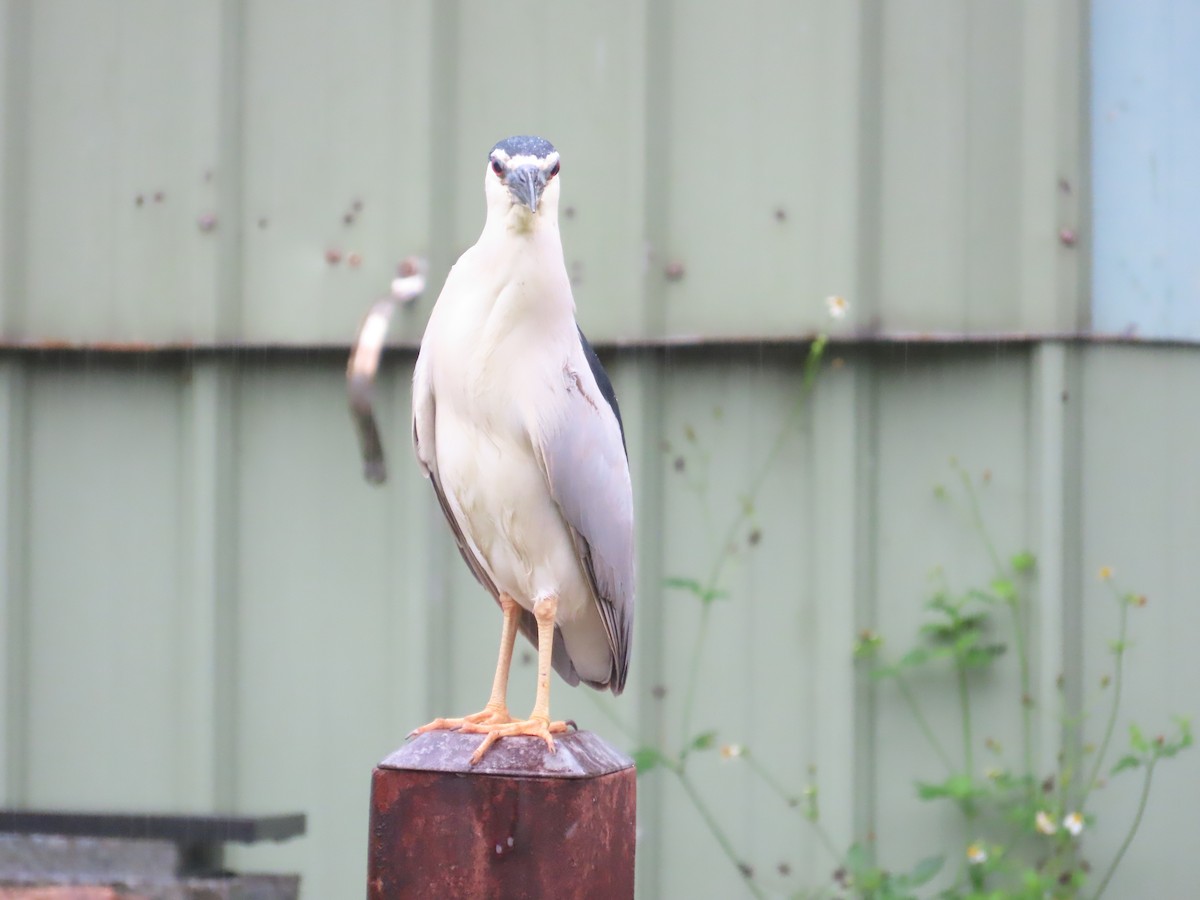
(1035, 810), (1058, 835)
(967, 842), (987, 865)
(825, 295), (849, 320)
(719, 744), (743, 760)
(1063, 811), (1084, 836)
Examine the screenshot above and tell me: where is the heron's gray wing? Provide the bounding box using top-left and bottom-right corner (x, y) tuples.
(411, 353), (579, 685)
(534, 331), (635, 693)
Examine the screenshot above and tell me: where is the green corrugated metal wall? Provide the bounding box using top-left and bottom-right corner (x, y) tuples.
(1, 2), (1196, 898)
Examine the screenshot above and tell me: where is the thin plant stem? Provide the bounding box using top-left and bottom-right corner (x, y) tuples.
(740, 750), (799, 805)
(957, 662), (975, 820)
(956, 468), (1003, 573)
(705, 337), (826, 594)
(680, 337), (827, 751)
(675, 768), (767, 900)
(894, 674), (957, 774)
(741, 753), (841, 862)
(1007, 590), (1035, 791)
(958, 468), (1035, 790)
(661, 336), (828, 892)
(1091, 759), (1155, 900)
(1085, 595), (1129, 797)
(679, 601), (713, 753)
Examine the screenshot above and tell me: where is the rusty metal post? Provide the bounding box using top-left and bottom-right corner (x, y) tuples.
(367, 730), (636, 899)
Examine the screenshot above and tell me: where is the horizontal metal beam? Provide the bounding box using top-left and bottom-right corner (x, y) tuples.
(0, 331), (1197, 360)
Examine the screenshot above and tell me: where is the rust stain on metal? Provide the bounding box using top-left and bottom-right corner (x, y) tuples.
(368, 731), (635, 900)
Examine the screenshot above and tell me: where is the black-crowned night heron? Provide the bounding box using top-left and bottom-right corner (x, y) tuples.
(411, 136), (634, 764)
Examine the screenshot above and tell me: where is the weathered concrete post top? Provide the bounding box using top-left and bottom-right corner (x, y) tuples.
(367, 730), (636, 899)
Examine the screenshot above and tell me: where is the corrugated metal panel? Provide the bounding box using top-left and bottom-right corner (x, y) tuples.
(2, 1), (1086, 346)
(1077, 346), (1200, 895)
(6, 3), (228, 342)
(1092, 0), (1200, 340)
(2, 347), (1197, 898)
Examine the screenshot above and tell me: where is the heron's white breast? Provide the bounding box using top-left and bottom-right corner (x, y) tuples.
(424, 237), (593, 623)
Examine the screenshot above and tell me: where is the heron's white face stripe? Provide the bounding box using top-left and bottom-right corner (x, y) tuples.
(488, 149), (561, 176)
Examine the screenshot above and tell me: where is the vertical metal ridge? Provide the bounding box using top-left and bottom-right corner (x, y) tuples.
(0, 362), (30, 803)
(855, 1), (884, 328)
(630, 351), (666, 898)
(1060, 0), (1090, 332)
(0, 0), (31, 337)
(632, 0), (673, 892)
(852, 0), (885, 845)
(640, 0), (672, 341)
(1029, 343), (1085, 779)
(179, 361), (239, 811)
(1047, 0), (1090, 764)
(214, 0), (246, 341)
(0, 4), (33, 799)
(423, 0), (460, 718)
(850, 359), (881, 847)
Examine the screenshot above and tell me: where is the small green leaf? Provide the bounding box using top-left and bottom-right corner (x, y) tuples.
(961, 642), (1007, 669)
(954, 631), (983, 655)
(690, 730), (718, 752)
(1129, 723), (1149, 753)
(947, 774), (980, 799)
(907, 855), (945, 887)
(1174, 715), (1194, 748)
(1010, 551), (1036, 572)
(663, 577), (704, 596)
(898, 647), (932, 669)
(854, 631), (884, 660)
(990, 578), (1016, 601)
(915, 780), (950, 800)
(844, 842), (870, 876)
(916, 774), (982, 801)
(1110, 754), (1141, 775)
(632, 747), (663, 773)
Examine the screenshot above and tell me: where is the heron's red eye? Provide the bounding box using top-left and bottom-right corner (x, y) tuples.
(490, 159), (504, 177)
(548, 161), (560, 178)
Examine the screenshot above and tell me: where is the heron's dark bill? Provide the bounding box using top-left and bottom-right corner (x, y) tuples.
(507, 164), (546, 213)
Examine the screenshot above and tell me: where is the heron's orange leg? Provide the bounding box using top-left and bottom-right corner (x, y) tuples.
(461, 593), (568, 764)
(411, 594), (520, 736)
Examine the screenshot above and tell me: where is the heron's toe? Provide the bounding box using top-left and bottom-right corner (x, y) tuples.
(465, 716), (570, 764)
(410, 705), (513, 738)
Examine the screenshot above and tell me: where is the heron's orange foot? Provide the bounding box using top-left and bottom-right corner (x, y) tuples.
(460, 716), (569, 764)
(409, 706), (513, 738)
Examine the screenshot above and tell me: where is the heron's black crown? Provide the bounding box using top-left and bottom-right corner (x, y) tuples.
(490, 135), (557, 160)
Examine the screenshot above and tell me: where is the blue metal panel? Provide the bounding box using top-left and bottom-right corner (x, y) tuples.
(1092, 0), (1200, 340)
